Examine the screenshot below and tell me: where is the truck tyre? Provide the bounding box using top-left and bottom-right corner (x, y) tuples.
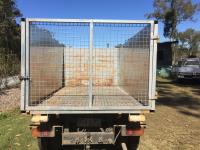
(126, 136), (140, 150)
(116, 136), (140, 150)
(38, 137), (62, 150)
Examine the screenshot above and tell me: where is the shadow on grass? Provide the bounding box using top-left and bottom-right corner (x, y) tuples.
(156, 78), (200, 118)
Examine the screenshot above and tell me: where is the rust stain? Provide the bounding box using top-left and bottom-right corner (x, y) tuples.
(64, 49), (117, 87)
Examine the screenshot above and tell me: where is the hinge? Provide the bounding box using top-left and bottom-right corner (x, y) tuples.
(19, 76), (30, 81)
(152, 35), (159, 41)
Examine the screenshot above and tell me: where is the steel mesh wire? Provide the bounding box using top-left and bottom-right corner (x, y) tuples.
(29, 21), (150, 107)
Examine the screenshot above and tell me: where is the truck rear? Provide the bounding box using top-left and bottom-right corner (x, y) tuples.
(20, 18), (158, 150)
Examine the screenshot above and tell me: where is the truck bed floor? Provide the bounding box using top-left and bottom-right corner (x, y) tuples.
(39, 86), (142, 107)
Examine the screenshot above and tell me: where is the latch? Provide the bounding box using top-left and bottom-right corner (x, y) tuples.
(19, 76), (30, 81)
(152, 35), (159, 41)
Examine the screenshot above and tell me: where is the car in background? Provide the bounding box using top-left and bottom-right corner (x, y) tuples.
(172, 58), (200, 80)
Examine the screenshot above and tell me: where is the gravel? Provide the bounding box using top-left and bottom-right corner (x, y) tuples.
(0, 87), (20, 112)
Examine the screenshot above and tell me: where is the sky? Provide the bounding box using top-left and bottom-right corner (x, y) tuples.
(17, 0), (200, 42)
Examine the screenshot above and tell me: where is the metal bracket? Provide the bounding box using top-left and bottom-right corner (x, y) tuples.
(152, 35), (160, 41)
(19, 76), (30, 81)
(31, 114), (49, 125)
(128, 114), (146, 122)
(62, 131), (114, 145)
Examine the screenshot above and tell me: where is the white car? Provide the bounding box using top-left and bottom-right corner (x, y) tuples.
(172, 58), (200, 80)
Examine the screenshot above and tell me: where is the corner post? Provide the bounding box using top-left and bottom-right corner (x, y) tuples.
(20, 18), (26, 111)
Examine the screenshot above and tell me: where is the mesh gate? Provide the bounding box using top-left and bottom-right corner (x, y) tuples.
(27, 20), (152, 110)
(92, 23), (150, 107)
(29, 22), (90, 107)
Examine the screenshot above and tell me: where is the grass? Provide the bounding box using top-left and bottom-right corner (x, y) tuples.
(1, 78), (199, 150)
(0, 109), (38, 150)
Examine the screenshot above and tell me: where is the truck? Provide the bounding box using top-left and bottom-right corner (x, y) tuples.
(20, 18), (158, 150)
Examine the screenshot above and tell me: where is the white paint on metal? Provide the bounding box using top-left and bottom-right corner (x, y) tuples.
(20, 20), (26, 111)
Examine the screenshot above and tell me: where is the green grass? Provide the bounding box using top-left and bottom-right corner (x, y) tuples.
(0, 109), (38, 150)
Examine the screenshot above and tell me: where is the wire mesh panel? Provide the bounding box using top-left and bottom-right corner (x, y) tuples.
(27, 20), (152, 109)
(93, 23), (150, 106)
(29, 22), (90, 107)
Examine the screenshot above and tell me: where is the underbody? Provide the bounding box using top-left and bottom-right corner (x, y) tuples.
(30, 114), (146, 150)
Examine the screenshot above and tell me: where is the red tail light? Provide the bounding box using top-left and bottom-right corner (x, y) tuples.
(126, 128), (144, 136)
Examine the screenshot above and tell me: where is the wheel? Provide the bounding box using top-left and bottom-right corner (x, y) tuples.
(38, 137), (62, 150)
(126, 136), (140, 150)
(115, 136), (140, 150)
(38, 137), (47, 150)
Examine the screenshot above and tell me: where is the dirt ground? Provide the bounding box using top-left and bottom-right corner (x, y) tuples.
(139, 78), (200, 150)
(0, 87), (20, 112)
(0, 78), (200, 150)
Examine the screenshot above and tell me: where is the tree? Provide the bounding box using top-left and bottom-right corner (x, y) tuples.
(178, 28), (200, 57)
(0, 0), (22, 57)
(146, 0), (200, 39)
(0, 0), (22, 87)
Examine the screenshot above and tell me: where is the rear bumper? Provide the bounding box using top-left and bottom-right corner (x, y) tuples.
(30, 114), (146, 145)
(172, 72), (200, 79)
(31, 126), (144, 145)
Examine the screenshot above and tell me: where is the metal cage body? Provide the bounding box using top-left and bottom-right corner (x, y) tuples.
(21, 19), (158, 114)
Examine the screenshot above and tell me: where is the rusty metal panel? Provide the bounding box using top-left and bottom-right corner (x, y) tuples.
(64, 48), (118, 87)
(64, 48), (89, 88)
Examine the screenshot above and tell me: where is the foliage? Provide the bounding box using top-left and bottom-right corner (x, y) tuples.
(0, 0), (22, 56)
(0, 49), (20, 78)
(0, 0), (21, 87)
(178, 28), (200, 57)
(146, 0), (200, 39)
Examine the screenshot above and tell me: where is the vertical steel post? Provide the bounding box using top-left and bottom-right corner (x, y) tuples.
(152, 22), (158, 97)
(89, 21), (93, 107)
(150, 21), (158, 110)
(148, 22), (154, 101)
(25, 20), (30, 108)
(20, 19), (26, 111)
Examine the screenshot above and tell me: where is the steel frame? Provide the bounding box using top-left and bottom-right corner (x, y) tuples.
(25, 18), (154, 24)
(20, 20), (26, 111)
(21, 18), (157, 114)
